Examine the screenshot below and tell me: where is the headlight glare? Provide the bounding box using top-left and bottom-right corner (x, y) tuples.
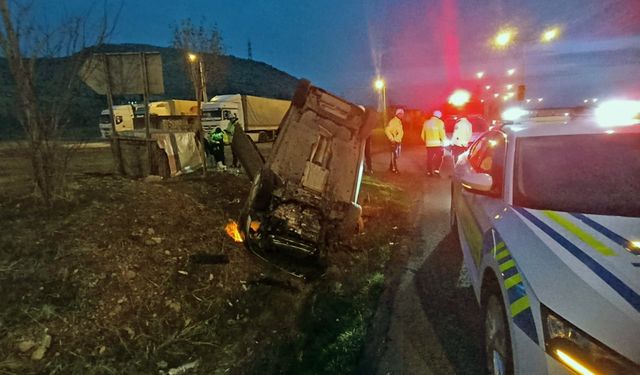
(542, 306), (639, 374)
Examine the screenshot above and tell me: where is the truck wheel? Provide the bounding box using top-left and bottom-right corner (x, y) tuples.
(292, 79), (311, 108)
(258, 131), (269, 143)
(484, 292), (513, 375)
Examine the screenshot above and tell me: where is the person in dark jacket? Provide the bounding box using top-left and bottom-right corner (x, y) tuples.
(225, 114), (240, 168)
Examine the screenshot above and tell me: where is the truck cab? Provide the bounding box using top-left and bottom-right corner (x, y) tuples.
(134, 101), (173, 118)
(202, 94), (242, 135)
(202, 94), (290, 142)
(99, 104), (137, 138)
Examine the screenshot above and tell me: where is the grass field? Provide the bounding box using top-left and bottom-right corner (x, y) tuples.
(0, 143), (413, 374)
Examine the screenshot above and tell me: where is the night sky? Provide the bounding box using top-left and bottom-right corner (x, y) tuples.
(24, 0), (640, 109)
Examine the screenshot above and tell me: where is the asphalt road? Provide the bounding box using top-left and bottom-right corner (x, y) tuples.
(362, 145), (484, 375)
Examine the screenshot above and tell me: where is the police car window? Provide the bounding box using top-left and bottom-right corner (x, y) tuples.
(514, 133), (640, 217)
(467, 136), (487, 168)
(469, 131), (506, 196)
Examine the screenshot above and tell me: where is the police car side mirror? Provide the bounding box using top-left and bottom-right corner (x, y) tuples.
(460, 170), (493, 192)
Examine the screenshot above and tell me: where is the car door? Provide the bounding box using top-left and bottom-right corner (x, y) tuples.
(454, 131), (507, 286)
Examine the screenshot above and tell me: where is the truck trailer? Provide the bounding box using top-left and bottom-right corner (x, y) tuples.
(202, 94), (291, 142)
(133, 100), (200, 132)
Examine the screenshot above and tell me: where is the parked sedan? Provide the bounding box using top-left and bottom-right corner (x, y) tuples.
(450, 115), (640, 374)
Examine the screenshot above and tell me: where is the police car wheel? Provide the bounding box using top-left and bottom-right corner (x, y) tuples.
(484, 293), (513, 375)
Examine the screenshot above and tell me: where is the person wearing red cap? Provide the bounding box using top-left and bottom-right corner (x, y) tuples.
(385, 108), (405, 173)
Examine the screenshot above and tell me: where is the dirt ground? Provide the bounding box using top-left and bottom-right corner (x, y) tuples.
(0, 142), (414, 374)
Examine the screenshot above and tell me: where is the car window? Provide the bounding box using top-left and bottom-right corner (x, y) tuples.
(513, 133), (640, 217)
(203, 109), (223, 120)
(468, 131), (506, 196)
(467, 136), (485, 164)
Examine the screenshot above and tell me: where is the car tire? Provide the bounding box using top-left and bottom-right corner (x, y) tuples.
(484, 292), (514, 375)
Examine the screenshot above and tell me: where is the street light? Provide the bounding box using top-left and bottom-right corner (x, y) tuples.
(490, 25), (560, 103)
(541, 27), (560, 43)
(476, 71), (485, 79)
(187, 52), (208, 174)
(374, 78), (385, 91)
(506, 84), (514, 90)
(187, 53), (208, 102)
(537, 97), (544, 102)
(374, 77), (387, 125)
(485, 85), (491, 90)
(493, 28), (516, 49)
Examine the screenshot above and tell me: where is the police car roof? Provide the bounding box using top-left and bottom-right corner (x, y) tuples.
(500, 116), (640, 138)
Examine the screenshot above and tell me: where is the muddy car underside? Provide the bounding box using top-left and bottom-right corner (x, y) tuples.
(233, 81), (377, 274)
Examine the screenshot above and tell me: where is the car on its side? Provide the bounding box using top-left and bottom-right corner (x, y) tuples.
(451, 116), (640, 374)
(234, 80), (376, 277)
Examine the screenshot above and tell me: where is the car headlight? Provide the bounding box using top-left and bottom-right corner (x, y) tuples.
(542, 306), (639, 374)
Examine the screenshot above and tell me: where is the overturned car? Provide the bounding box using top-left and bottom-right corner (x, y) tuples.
(232, 81), (377, 274)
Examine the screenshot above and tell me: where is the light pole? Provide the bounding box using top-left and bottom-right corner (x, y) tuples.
(374, 78), (386, 126)
(490, 26), (561, 102)
(188, 53), (208, 102)
(188, 52), (208, 175)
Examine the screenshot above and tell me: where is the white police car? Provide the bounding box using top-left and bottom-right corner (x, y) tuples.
(451, 108), (640, 374)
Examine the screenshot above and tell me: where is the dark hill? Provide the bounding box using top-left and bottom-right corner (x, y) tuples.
(0, 44), (300, 139)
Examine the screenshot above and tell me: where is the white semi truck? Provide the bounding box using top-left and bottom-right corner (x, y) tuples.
(202, 94), (291, 142)
(133, 100), (199, 119)
(99, 104), (137, 138)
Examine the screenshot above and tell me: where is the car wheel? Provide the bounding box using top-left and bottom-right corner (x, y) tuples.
(484, 292), (513, 375)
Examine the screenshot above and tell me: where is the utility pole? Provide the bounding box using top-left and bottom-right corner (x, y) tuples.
(247, 39), (253, 60)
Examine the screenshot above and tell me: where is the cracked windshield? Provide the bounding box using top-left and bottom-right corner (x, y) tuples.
(1, 0), (639, 374)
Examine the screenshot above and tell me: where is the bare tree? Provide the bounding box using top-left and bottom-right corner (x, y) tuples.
(172, 18), (225, 97)
(0, 0), (114, 205)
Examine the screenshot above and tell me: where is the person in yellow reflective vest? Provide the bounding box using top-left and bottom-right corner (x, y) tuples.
(385, 108), (405, 174)
(209, 127), (227, 169)
(421, 110), (447, 176)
